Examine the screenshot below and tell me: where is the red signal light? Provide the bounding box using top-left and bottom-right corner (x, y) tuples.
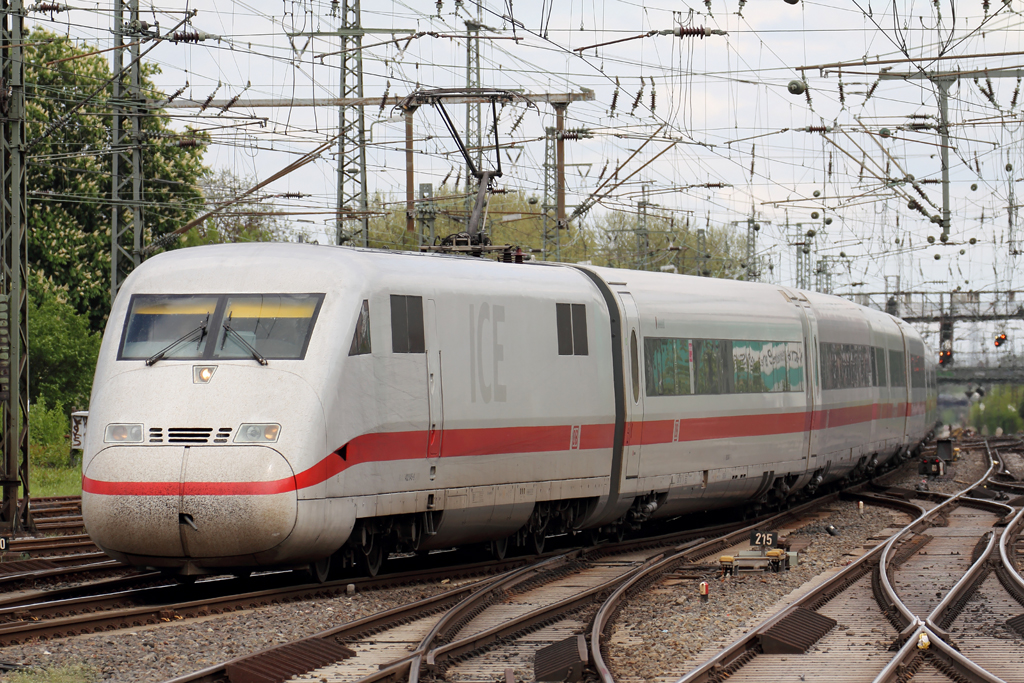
(995, 333), (1008, 347)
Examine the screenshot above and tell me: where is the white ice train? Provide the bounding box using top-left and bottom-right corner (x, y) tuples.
(81, 243), (938, 580)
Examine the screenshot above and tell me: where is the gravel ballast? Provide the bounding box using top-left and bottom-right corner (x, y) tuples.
(0, 445), (995, 682)
(0, 582), (454, 682)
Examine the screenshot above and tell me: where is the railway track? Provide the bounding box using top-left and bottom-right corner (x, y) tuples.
(166, 492), (853, 683)
(3, 444), (1016, 683)
(669, 439), (1024, 683)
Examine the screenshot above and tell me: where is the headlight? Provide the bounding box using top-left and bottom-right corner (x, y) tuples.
(104, 423), (144, 443)
(234, 423), (281, 443)
(193, 365), (217, 383)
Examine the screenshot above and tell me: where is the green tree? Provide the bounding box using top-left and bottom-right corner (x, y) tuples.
(180, 168), (289, 247)
(359, 185), (745, 273)
(28, 288), (101, 413)
(25, 29), (208, 331)
(969, 385), (1024, 435)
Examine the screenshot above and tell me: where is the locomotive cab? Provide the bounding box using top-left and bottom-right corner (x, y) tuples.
(82, 251), (354, 577)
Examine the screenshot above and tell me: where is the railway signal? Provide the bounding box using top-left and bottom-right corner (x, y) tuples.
(995, 332), (1008, 347)
(938, 349), (952, 365)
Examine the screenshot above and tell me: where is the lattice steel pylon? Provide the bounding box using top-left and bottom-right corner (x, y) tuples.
(111, 0), (144, 300)
(636, 186), (650, 270)
(463, 18), (482, 222)
(541, 126), (558, 260)
(335, 0), (369, 246)
(0, 0), (30, 532)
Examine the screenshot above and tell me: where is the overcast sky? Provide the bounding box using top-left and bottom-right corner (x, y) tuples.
(27, 0), (1024, 311)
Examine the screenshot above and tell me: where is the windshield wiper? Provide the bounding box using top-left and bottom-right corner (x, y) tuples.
(221, 321), (268, 366)
(146, 315), (209, 366)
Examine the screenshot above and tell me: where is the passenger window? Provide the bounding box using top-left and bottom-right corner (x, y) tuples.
(348, 300), (371, 356)
(630, 330), (640, 403)
(555, 303), (588, 356)
(888, 349), (906, 387)
(390, 295), (425, 354)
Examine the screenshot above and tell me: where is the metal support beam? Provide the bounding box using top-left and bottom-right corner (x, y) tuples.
(542, 126), (556, 260)
(696, 228), (708, 276)
(0, 0), (29, 532)
(744, 211), (760, 281)
(417, 183), (436, 246)
(637, 185), (649, 270)
(404, 106), (416, 234)
(463, 19), (482, 221)
(876, 71), (1024, 239)
(160, 92), (596, 109)
(111, 0), (144, 300)
(157, 92), (593, 109)
(542, 103), (569, 261)
(292, 1), (370, 246)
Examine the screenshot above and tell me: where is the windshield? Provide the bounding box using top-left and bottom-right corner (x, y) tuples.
(119, 293), (324, 361)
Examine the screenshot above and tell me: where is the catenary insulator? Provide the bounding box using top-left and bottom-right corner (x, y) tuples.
(673, 26), (727, 38)
(172, 30), (218, 43)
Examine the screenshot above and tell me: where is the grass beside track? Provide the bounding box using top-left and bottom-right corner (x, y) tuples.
(29, 444), (81, 498)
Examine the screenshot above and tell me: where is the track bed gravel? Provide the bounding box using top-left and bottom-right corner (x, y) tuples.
(0, 581), (454, 682)
(608, 499), (912, 683)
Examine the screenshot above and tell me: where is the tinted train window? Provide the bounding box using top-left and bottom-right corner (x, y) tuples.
(873, 347), (887, 387)
(888, 349), (907, 387)
(119, 293), (324, 361)
(910, 354), (925, 388)
(556, 303), (588, 356)
(390, 295), (425, 353)
(213, 294), (324, 360)
(733, 341), (791, 393)
(645, 337), (692, 396)
(348, 300), (371, 356)
(120, 295), (219, 360)
(645, 337), (804, 396)
(820, 342), (873, 390)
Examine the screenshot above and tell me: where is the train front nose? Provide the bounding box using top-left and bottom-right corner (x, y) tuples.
(83, 445), (297, 567)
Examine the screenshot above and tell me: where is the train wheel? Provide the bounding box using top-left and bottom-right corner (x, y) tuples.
(529, 531), (546, 555)
(362, 543), (385, 577)
(490, 537), (509, 560)
(310, 556), (331, 584)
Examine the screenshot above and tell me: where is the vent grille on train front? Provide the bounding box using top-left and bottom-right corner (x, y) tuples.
(168, 427), (213, 443)
(149, 428), (163, 443)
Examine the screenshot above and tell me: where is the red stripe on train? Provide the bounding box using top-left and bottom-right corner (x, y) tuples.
(82, 402), (925, 496)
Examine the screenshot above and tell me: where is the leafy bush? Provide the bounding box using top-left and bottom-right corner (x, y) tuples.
(28, 289), (100, 413)
(29, 397), (68, 448)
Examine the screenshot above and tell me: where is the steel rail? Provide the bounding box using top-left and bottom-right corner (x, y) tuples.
(0, 555), (531, 646)
(673, 441), (1000, 683)
(424, 554), (654, 674)
(591, 491), (855, 683)
(997, 504), (1024, 599)
(874, 622), (1005, 683)
(164, 574), (501, 683)
(874, 444), (1000, 636)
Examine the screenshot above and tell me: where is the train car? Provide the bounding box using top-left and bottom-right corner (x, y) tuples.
(81, 243), (938, 580)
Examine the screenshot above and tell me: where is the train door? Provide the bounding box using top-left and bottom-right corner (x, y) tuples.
(425, 299), (444, 463)
(894, 322), (910, 445)
(617, 292), (645, 480)
(798, 300), (821, 465)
